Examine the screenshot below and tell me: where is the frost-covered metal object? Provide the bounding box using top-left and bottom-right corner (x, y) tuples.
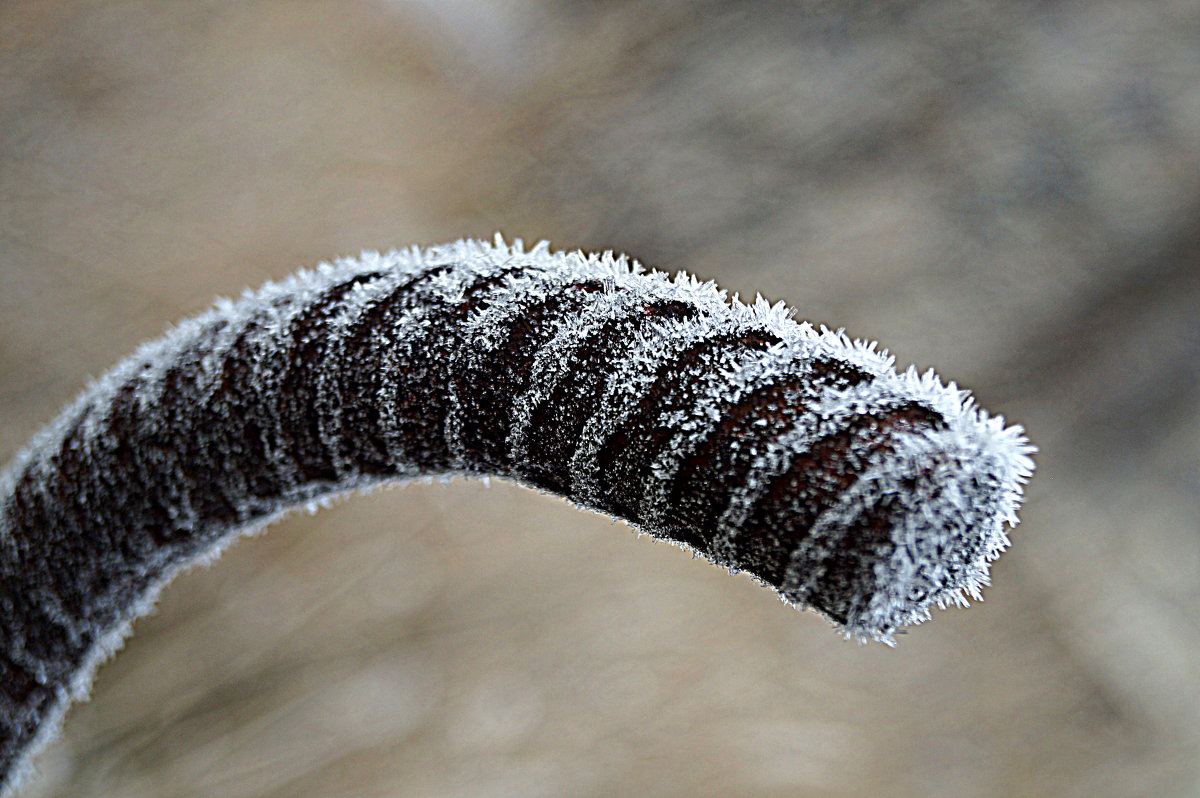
(0, 236), (1033, 792)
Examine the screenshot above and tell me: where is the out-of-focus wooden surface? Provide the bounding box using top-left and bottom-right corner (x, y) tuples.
(2, 1), (1198, 796)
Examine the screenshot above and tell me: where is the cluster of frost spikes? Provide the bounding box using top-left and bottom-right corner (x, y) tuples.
(828, 362), (1035, 641)
(0, 234), (1035, 796)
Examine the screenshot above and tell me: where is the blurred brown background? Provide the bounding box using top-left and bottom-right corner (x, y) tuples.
(2, 1), (1198, 796)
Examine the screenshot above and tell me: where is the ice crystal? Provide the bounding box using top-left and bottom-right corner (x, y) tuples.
(0, 235), (1034, 794)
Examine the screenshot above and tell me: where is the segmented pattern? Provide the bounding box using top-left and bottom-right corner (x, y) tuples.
(0, 236), (1034, 793)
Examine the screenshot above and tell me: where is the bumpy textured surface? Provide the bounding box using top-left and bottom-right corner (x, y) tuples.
(0, 237), (1033, 793)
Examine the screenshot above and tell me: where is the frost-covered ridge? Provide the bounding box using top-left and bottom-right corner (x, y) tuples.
(0, 235), (1034, 793)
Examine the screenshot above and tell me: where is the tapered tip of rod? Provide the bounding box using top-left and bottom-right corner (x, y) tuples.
(785, 373), (1035, 643)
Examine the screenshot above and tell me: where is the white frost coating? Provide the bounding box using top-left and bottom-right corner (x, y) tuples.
(780, 369), (1034, 639)
(506, 271), (730, 470)
(0, 235), (1035, 796)
(708, 389), (851, 563)
(568, 313), (729, 502)
(642, 340), (832, 528)
(507, 286), (644, 464)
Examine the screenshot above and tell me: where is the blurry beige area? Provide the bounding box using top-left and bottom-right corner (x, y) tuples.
(1, 0), (1198, 796)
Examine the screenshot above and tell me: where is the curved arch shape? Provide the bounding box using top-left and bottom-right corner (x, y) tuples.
(0, 236), (1033, 793)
